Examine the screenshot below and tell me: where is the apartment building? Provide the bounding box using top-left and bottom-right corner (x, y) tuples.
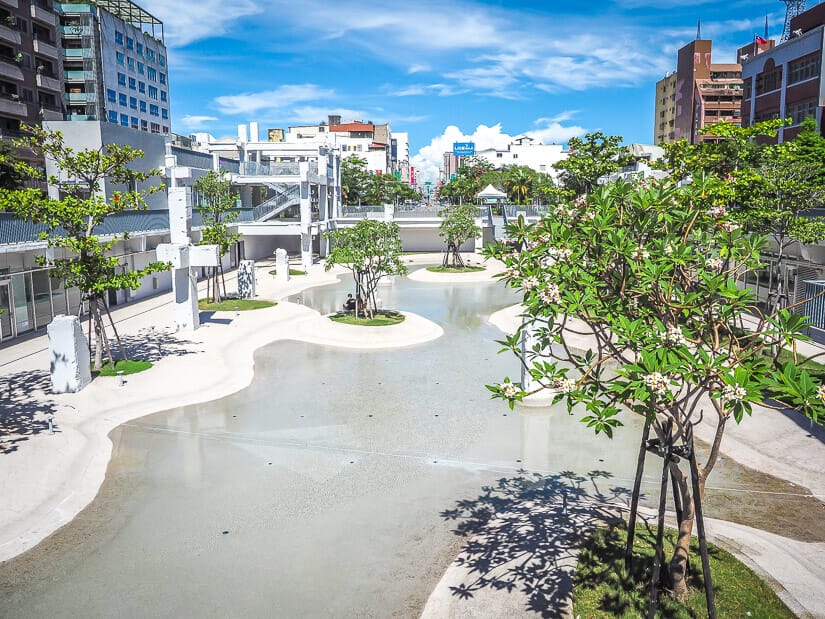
(285, 115), (394, 175)
(655, 39), (743, 144)
(0, 0), (62, 139)
(474, 136), (567, 178)
(57, 0), (169, 133)
(740, 4), (825, 142)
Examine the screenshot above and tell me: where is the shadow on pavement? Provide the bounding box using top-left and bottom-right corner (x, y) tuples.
(116, 328), (201, 363)
(438, 470), (631, 618)
(0, 369), (57, 454)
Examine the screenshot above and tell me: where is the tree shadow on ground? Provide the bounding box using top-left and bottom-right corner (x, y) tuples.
(439, 470), (633, 618)
(114, 327), (201, 363)
(0, 369), (57, 454)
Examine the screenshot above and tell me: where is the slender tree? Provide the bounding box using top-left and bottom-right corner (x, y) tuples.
(324, 219), (407, 317)
(438, 203), (481, 267)
(193, 169), (240, 303)
(553, 131), (635, 196)
(0, 126), (168, 369)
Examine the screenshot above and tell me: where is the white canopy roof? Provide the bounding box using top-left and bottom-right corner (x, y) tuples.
(476, 184), (507, 199)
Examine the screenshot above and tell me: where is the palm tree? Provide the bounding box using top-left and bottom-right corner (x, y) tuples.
(505, 166), (534, 205)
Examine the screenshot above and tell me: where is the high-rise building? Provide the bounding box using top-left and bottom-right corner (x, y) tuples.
(0, 0), (62, 139)
(655, 39), (743, 144)
(56, 0), (170, 134)
(740, 3), (825, 143)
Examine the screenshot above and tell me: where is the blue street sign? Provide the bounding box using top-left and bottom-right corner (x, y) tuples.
(453, 142), (475, 157)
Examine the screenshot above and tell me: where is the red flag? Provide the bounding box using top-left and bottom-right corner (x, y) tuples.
(755, 35), (768, 44)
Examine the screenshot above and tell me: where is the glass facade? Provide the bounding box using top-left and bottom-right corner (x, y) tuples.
(0, 267), (77, 343)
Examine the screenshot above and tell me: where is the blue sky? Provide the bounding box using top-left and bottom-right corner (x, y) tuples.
(140, 0), (790, 181)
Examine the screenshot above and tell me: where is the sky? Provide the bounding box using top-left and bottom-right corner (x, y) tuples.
(139, 0), (798, 182)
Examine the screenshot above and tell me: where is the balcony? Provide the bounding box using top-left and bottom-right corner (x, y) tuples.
(0, 57), (23, 81)
(66, 114), (93, 121)
(0, 95), (27, 117)
(0, 23), (21, 45)
(62, 47), (84, 58)
(33, 38), (58, 59)
(64, 91), (95, 104)
(30, 4), (57, 26)
(0, 0), (19, 7)
(64, 69), (93, 81)
(36, 72), (60, 91)
(60, 24), (91, 37)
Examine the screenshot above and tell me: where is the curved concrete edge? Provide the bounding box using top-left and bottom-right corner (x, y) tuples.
(0, 272), (438, 563)
(488, 303), (524, 336)
(289, 310), (444, 350)
(406, 261), (505, 285)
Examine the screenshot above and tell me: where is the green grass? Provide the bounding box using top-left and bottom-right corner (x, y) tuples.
(574, 523), (793, 618)
(267, 269), (306, 276)
(329, 310), (405, 326)
(426, 264), (486, 273)
(198, 298), (276, 311)
(96, 359), (153, 376)
(776, 348), (825, 380)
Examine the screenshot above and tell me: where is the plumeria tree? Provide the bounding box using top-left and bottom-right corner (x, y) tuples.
(324, 219), (408, 317)
(0, 126), (168, 370)
(193, 169), (240, 303)
(438, 203), (480, 268)
(485, 177), (824, 603)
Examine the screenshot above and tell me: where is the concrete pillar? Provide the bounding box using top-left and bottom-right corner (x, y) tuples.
(168, 186), (192, 244)
(384, 203), (394, 221)
(275, 248), (290, 282)
(239, 185), (252, 209)
(474, 217), (484, 252)
(47, 315), (92, 393)
(173, 261), (199, 332)
(237, 259), (256, 299)
(299, 162), (313, 273)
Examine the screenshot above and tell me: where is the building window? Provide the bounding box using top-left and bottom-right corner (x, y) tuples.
(138, 81), (145, 94)
(496, 152), (502, 158)
(137, 62), (144, 75)
(139, 100), (146, 112)
(150, 122), (160, 133)
(159, 72), (166, 85)
(130, 116), (138, 129)
(127, 57), (135, 70)
(158, 54), (165, 66)
(107, 88), (116, 103)
(161, 108), (168, 119)
(108, 110), (118, 123)
(756, 67), (782, 95)
(149, 103), (159, 116)
(162, 126), (168, 133)
(789, 53), (821, 85)
(115, 31), (123, 45)
(160, 90), (166, 102)
(136, 42), (143, 56)
(141, 119), (148, 131)
(128, 77), (136, 90)
(129, 96), (137, 110)
(148, 85), (158, 99)
(147, 67), (157, 81)
(787, 99), (818, 125)
(126, 36), (133, 50)
(117, 72), (126, 86)
(116, 52), (124, 65)
(146, 49), (155, 62)
(118, 92), (127, 106)
(120, 113), (129, 127)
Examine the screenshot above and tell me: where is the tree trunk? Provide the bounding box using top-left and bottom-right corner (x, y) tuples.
(667, 462), (695, 600)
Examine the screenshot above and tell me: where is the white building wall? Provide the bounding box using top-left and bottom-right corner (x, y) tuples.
(475, 142), (567, 179)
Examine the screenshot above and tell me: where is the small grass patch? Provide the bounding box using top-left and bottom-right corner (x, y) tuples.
(198, 298), (276, 311)
(776, 348), (825, 380)
(267, 269), (306, 276)
(329, 310), (405, 326)
(426, 264), (486, 274)
(96, 359), (153, 376)
(574, 523), (793, 618)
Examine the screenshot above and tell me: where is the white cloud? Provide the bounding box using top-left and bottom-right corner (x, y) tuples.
(178, 115), (218, 130)
(214, 84), (335, 116)
(136, 0), (263, 47)
(410, 122), (586, 184)
(407, 64), (430, 74)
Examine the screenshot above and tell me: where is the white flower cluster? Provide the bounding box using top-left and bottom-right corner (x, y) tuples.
(505, 266), (521, 278)
(666, 325), (687, 346)
(664, 244), (674, 255)
(818, 384), (825, 404)
(720, 222), (740, 233)
(540, 283), (561, 304)
(573, 195), (588, 209)
(721, 384), (747, 402)
(632, 245), (650, 260)
(642, 372), (669, 396)
(554, 377), (577, 393)
(522, 276), (539, 291)
(707, 205), (727, 218)
(706, 257), (724, 270)
(499, 382), (518, 398)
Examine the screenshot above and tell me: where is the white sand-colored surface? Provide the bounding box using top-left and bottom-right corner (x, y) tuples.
(406, 253), (505, 284)
(0, 257), (443, 562)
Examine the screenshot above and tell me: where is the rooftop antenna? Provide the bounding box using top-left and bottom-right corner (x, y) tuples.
(782, 0), (806, 41)
(696, 18), (702, 39)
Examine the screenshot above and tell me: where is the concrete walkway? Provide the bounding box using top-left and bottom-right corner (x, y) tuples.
(0, 256), (450, 563)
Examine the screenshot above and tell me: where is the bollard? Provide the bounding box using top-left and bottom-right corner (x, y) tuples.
(46, 412), (54, 435)
(562, 488), (568, 516)
(117, 370), (125, 387)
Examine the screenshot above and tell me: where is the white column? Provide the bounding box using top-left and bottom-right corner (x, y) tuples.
(48, 315), (91, 393)
(299, 162), (313, 272)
